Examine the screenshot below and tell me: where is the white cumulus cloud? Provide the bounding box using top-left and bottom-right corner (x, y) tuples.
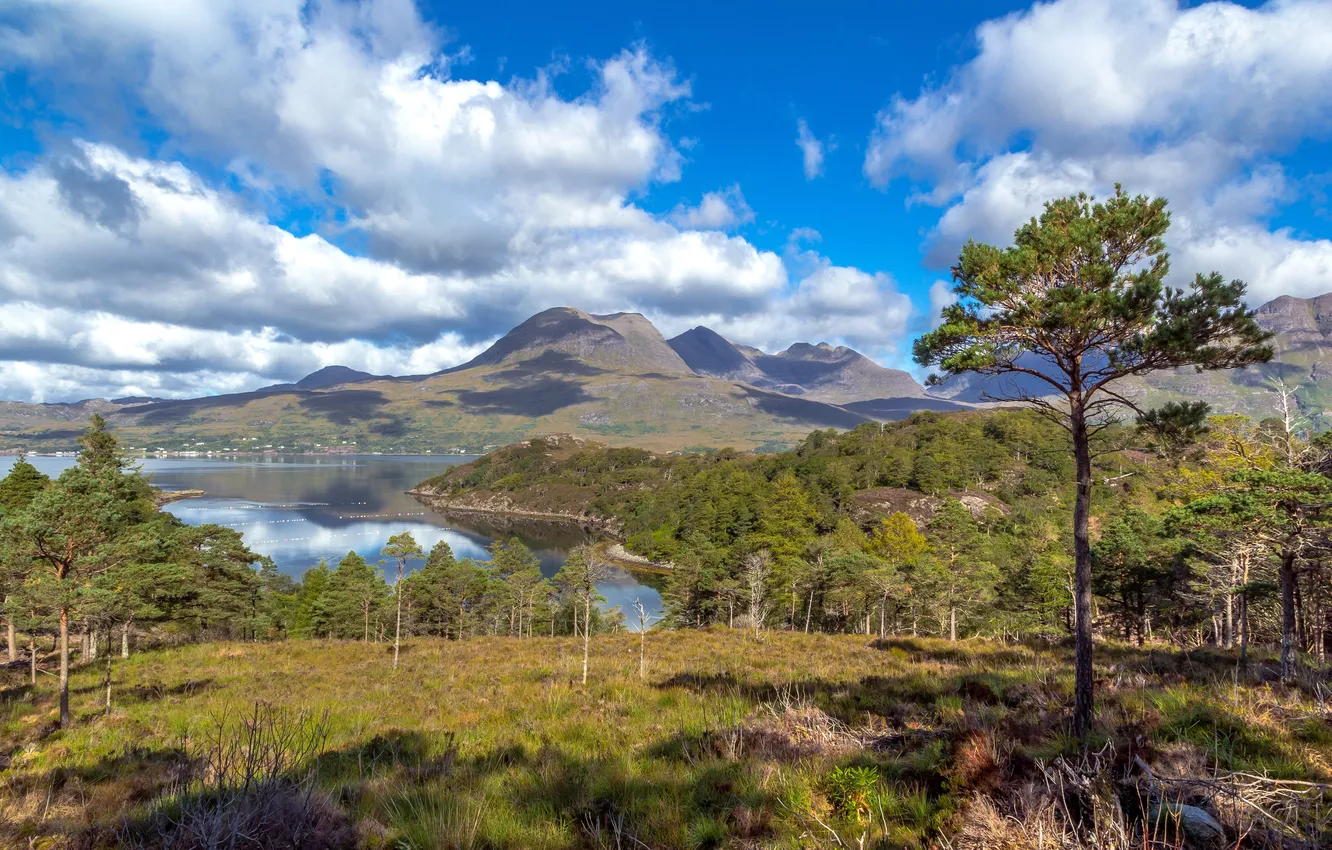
(0, 0), (920, 400)
(865, 0), (1332, 304)
(667, 185), (755, 229)
(795, 119), (826, 180)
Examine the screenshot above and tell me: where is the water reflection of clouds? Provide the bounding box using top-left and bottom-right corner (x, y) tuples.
(4, 455), (663, 626)
(167, 499), (490, 573)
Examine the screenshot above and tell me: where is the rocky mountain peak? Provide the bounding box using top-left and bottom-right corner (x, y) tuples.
(458, 307), (692, 376)
(668, 327), (923, 403)
(780, 342), (855, 362)
(1255, 293), (1332, 342)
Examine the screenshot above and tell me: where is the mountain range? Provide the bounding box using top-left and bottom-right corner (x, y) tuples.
(2, 293), (1328, 453)
(925, 292), (1332, 428)
(0, 308), (962, 453)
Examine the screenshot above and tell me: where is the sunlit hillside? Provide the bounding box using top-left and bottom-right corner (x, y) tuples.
(3, 632), (1329, 849)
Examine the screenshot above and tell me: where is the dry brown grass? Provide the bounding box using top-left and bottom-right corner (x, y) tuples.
(1, 631), (1329, 848)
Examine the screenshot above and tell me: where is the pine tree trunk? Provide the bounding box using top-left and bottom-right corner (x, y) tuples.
(30, 633), (37, 686)
(582, 593), (591, 685)
(59, 608), (70, 728)
(1071, 409), (1096, 739)
(393, 564), (404, 673)
(1224, 556), (1238, 650)
(104, 649), (112, 715)
(1316, 588), (1326, 663)
(1236, 592), (1246, 660)
(4, 596), (14, 662)
(1295, 573), (1309, 654)
(1280, 549), (1298, 682)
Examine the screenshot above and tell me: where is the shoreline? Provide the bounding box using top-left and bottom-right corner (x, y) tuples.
(406, 489), (620, 534)
(598, 542), (674, 575)
(152, 488), (206, 506)
(407, 489), (674, 574)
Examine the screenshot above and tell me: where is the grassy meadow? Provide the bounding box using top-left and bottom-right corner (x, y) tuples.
(2, 632), (1331, 849)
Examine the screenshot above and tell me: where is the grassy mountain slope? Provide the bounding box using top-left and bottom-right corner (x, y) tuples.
(925, 291), (1332, 427)
(0, 309), (942, 453)
(1129, 293), (1332, 426)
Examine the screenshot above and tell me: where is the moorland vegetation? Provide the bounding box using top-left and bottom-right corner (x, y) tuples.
(1, 189), (1330, 848)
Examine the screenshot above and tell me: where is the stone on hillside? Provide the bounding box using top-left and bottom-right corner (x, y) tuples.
(1148, 802), (1225, 849)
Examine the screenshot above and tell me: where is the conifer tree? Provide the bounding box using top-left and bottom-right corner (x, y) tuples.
(291, 560), (334, 639)
(753, 471), (818, 627)
(1093, 510), (1175, 645)
(402, 542), (453, 636)
(382, 532), (423, 671)
(927, 499), (998, 641)
(0, 452), (47, 661)
(0, 417), (155, 726)
(327, 551), (385, 640)
(915, 187), (1272, 736)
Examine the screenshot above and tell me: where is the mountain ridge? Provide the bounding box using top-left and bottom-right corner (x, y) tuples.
(0, 308), (950, 453)
(924, 291), (1332, 427)
(667, 326), (924, 404)
(8, 293), (1329, 453)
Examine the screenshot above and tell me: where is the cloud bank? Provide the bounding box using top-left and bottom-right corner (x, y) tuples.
(0, 0), (912, 400)
(866, 0), (1332, 314)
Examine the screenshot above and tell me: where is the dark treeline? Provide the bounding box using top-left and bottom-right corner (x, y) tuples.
(424, 406), (1332, 678)
(0, 416), (271, 726)
(283, 538), (623, 644)
(8, 401), (1332, 730)
(0, 417), (621, 728)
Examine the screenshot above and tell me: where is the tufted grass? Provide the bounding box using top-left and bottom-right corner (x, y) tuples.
(1, 631), (1329, 848)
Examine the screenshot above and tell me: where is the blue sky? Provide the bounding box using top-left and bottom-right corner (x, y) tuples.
(0, 0), (1329, 401)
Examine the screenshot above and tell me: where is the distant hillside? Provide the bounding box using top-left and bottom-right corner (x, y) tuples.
(449, 308), (694, 377)
(260, 365), (382, 392)
(13, 292), (1332, 452)
(1, 308), (955, 453)
(925, 291), (1332, 428)
(669, 326), (924, 404)
(1130, 292), (1332, 427)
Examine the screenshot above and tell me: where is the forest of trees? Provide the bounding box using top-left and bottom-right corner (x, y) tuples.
(0, 417), (623, 728)
(424, 402), (1332, 685)
(4, 189), (1326, 740)
(420, 188), (1286, 736)
(5, 378), (1332, 733)
(283, 536), (623, 646)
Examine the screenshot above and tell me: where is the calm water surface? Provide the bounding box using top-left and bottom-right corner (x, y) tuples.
(2, 454), (663, 623)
